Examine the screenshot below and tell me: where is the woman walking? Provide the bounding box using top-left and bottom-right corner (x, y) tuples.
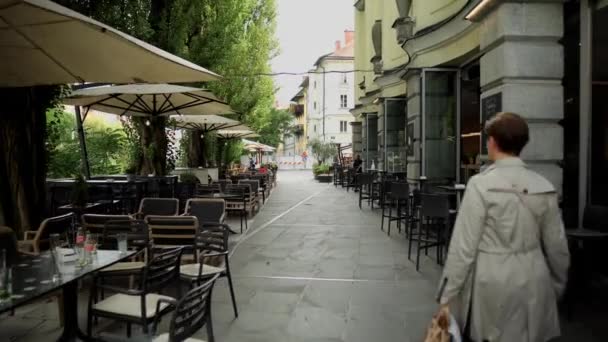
(439, 112), (570, 342)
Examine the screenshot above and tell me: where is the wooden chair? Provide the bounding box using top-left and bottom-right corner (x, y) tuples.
(82, 214), (132, 235)
(146, 215), (199, 261)
(184, 199), (226, 227)
(18, 213), (74, 255)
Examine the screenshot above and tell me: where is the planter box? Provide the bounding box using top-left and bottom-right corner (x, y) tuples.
(317, 175), (333, 183)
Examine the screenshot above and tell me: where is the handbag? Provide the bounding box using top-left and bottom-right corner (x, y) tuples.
(424, 279), (462, 342)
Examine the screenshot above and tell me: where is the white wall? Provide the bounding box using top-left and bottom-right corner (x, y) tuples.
(307, 58), (355, 144)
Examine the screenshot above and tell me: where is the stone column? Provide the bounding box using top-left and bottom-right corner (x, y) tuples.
(475, 0), (564, 191)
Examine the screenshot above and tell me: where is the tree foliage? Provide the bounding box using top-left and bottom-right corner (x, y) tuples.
(46, 111), (131, 178)
(309, 139), (336, 165)
(251, 108), (294, 147)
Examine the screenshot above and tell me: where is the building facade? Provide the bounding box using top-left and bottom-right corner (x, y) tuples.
(289, 77), (309, 156)
(305, 31), (356, 150)
(352, 0), (608, 226)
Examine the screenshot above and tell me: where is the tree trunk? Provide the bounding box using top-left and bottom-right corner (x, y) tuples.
(0, 86), (59, 233)
(187, 130), (205, 167)
(135, 117), (168, 176)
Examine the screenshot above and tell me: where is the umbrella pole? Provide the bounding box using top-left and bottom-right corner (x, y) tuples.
(74, 106), (91, 179)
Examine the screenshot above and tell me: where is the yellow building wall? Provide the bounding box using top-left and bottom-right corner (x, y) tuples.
(412, 0), (468, 34)
(354, 0), (472, 105)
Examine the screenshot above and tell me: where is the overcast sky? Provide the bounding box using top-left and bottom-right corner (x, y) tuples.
(272, 0), (354, 108)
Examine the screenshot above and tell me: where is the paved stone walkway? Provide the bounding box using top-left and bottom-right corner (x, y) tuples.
(3, 170), (607, 341)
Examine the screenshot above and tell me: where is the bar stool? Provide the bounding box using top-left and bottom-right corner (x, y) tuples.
(409, 193), (451, 271)
(381, 182), (409, 236)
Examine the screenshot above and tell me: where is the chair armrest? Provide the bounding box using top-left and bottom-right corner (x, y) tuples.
(153, 297), (178, 333)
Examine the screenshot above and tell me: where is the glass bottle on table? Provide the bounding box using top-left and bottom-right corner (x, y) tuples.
(75, 227), (87, 267)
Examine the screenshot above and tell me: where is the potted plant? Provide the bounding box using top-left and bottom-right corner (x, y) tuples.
(124, 165), (137, 182)
(70, 174), (89, 209)
(313, 163), (332, 183)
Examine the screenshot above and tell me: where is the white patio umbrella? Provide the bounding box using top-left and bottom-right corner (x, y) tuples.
(172, 115), (241, 132)
(0, 0), (220, 87)
(216, 126), (259, 139)
(63, 84), (234, 117)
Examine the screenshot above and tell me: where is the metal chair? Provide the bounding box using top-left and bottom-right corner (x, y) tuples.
(81, 214), (132, 235)
(87, 247), (183, 338)
(381, 182), (409, 236)
(224, 184), (248, 233)
(357, 173), (375, 209)
(18, 213), (74, 255)
(213, 179), (232, 193)
(409, 193), (451, 271)
(98, 220), (150, 276)
(152, 275), (219, 342)
(251, 174), (269, 203)
(180, 223), (238, 318)
(134, 198), (180, 219)
(184, 199), (226, 228)
(196, 184), (221, 197)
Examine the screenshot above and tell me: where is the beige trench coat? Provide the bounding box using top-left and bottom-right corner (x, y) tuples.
(439, 157), (570, 342)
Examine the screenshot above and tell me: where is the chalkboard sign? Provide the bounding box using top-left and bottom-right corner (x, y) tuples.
(480, 93), (502, 154)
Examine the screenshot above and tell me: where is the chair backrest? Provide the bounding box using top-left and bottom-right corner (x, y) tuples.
(139, 198), (179, 217)
(213, 179), (232, 192)
(357, 173), (374, 185)
(224, 184), (245, 197)
(142, 247), (183, 293)
(0, 226), (18, 266)
(238, 179), (259, 193)
(185, 199), (226, 225)
(195, 223), (229, 255)
(102, 219), (149, 251)
(389, 182), (410, 200)
(420, 193), (451, 219)
(167, 274), (219, 341)
(583, 205), (608, 232)
(146, 216), (198, 249)
(251, 174), (267, 188)
(35, 213), (74, 243)
(196, 184), (221, 196)
(82, 214), (132, 234)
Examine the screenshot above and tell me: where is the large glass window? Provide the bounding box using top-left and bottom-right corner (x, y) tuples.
(590, 5), (608, 205)
(460, 64), (481, 184)
(384, 98), (407, 172)
(422, 70), (459, 183)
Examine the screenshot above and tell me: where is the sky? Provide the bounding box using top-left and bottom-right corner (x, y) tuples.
(272, 0), (354, 108)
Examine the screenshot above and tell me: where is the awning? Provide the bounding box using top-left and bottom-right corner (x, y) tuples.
(0, 0), (220, 87)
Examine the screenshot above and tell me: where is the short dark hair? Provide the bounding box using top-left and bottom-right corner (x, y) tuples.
(484, 112), (529, 155)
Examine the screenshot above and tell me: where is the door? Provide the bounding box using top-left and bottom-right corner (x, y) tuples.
(421, 69), (460, 183)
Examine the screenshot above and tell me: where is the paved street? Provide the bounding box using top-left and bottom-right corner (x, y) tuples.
(4, 170), (608, 341)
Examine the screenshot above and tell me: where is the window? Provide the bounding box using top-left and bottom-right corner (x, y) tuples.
(340, 95), (348, 108)
(314, 81), (317, 89)
(342, 74), (348, 84)
(313, 101), (317, 110)
(314, 125), (317, 132)
(340, 121), (348, 132)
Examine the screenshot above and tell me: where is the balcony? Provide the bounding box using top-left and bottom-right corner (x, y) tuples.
(293, 123), (305, 136)
(290, 104), (305, 117)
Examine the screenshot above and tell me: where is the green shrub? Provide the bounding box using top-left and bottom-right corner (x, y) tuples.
(179, 172), (200, 184)
(313, 163), (330, 176)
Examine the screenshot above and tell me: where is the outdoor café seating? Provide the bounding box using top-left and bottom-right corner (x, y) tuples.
(133, 197), (180, 219)
(18, 213), (74, 256)
(87, 247), (184, 338)
(180, 223), (238, 318)
(152, 274), (219, 342)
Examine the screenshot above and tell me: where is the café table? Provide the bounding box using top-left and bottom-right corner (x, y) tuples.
(0, 250), (135, 341)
